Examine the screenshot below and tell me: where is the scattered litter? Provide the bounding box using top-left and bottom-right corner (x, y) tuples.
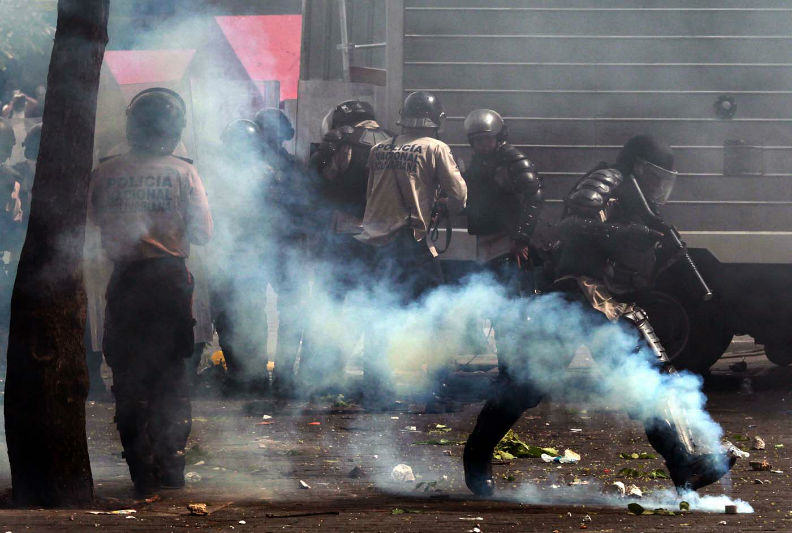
(617, 467), (669, 480)
(774, 444), (784, 449)
(459, 517), (484, 521)
(753, 436), (766, 450)
(144, 495), (161, 504)
(570, 428), (582, 433)
(88, 509), (136, 516)
(582, 514), (592, 522)
(495, 430), (557, 458)
(185, 471), (202, 483)
(749, 460), (771, 471)
(239, 520), (246, 525)
(718, 521), (727, 525)
(443, 450), (453, 456)
(568, 478), (589, 486)
(492, 450), (515, 462)
(627, 503), (676, 516)
(626, 485), (643, 498)
(469, 525), (481, 533)
(390, 416), (400, 420)
(348, 466), (365, 479)
(619, 452), (656, 460)
(308, 422), (321, 426)
(193, 460), (205, 466)
(604, 481), (626, 497)
(771, 469), (784, 474)
(723, 440), (750, 459)
(679, 501), (690, 511)
(391, 464), (416, 482)
(753, 479), (764, 484)
(187, 503), (208, 516)
(542, 449), (580, 464)
(298, 480), (311, 489)
(261, 415), (272, 420)
(404, 426), (417, 431)
(724, 505), (737, 514)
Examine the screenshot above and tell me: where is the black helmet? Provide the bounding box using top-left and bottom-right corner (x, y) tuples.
(23, 123), (42, 161)
(126, 87), (187, 155)
(463, 109), (506, 143)
(0, 118), (16, 162)
(221, 119), (262, 155)
(254, 107), (294, 144)
(616, 135), (677, 206)
(398, 91), (445, 129)
(331, 100), (376, 129)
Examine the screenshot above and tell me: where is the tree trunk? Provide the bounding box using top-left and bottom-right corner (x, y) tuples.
(4, 0), (109, 507)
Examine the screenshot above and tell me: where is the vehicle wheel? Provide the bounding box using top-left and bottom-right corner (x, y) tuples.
(675, 302), (733, 373)
(764, 344), (792, 367)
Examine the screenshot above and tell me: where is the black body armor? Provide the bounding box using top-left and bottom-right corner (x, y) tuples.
(556, 166), (663, 294)
(465, 142), (543, 243)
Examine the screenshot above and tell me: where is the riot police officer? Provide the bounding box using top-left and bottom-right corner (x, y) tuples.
(463, 135), (737, 496)
(355, 91), (467, 409)
(302, 101), (392, 394)
(89, 88), (213, 496)
(254, 107), (314, 398)
(207, 119), (272, 395)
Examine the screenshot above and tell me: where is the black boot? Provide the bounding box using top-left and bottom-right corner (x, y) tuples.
(645, 418), (736, 492)
(464, 386), (539, 496)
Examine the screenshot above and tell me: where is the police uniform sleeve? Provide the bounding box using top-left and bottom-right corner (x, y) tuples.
(185, 166), (213, 245)
(434, 143), (467, 214)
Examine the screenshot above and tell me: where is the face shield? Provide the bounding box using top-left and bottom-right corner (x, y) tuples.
(635, 157), (677, 205)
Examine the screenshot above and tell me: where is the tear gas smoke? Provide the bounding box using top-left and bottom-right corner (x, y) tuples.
(64, 6), (743, 508)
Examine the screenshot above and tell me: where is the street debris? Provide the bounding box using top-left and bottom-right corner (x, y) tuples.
(265, 511), (340, 519)
(185, 471), (202, 483)
(616, 467), (669, 480)
(541, 449), (580, 464)
(430, 424), (452, 433)
(750, 460), (771, 471)
(582, 514), (592, 522)
(308, 421), (321, 426)
(404, 426), (417, 431)
(570, 428), (582, 433)
(298, 479), (311, 489)
(679, 501), (690, 511)
(753, 436), (766, 450)
(391, 464), (416, 482)
(391, 508), (421, 515)
(88, 509), (136, 516)
(459, 517), (484, 521)
(604, 481), (626, 497)
(627, 503), (676, 516)
(495, 430), (558, 458)
(187, 503), (208, 516)
(723, 440), (750, 459)
(619, 452), (656, 460)
(261, 415), (272, 420)
(626, 484), (643, 498)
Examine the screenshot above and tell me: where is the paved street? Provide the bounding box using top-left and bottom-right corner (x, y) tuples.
(0, 338), (788, 532)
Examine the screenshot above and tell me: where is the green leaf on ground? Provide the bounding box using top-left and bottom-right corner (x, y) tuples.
(495, 430), (558, 458)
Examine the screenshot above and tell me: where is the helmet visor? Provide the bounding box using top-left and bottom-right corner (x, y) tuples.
(636, 157), (677, 205)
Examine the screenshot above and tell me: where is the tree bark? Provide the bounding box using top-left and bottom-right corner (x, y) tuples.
(4, 0), (109, 507)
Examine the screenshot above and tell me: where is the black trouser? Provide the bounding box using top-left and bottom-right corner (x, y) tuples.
(362, 229), (444, 396)
(465, 291), (697, 485)
(103, 257), (194, 493)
